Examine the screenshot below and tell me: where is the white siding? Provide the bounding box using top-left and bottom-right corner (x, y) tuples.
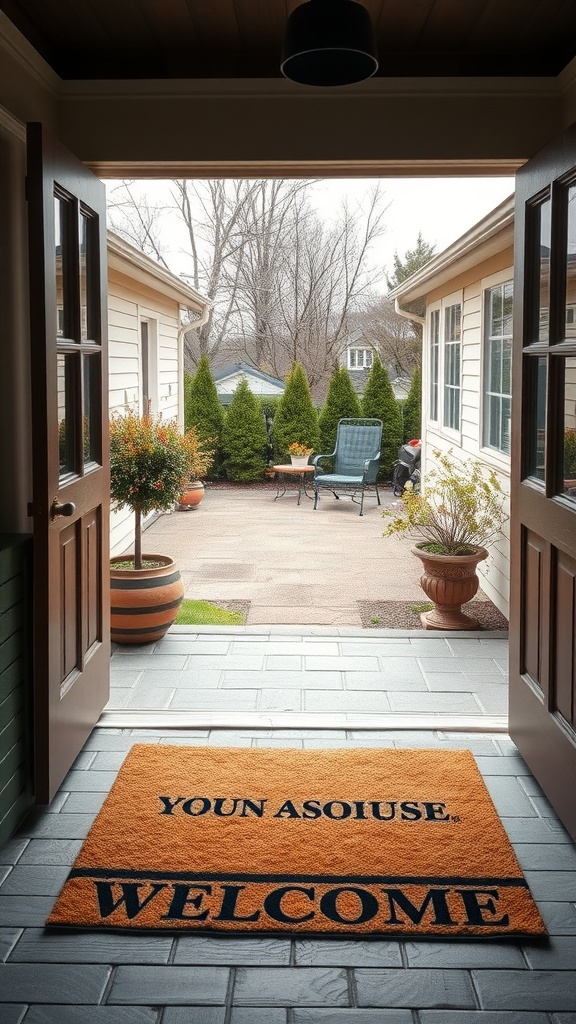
(107, 270), (184, 555)
(422, 266), (513, 617)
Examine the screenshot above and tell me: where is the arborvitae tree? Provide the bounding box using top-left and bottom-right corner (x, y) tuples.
(361, 355), (403, 481)
(402, 366), (422, 442)
(184, 355), (225, 478)
(221, 378), (268, 482)
(318, 366), (362, 455)
(271, 362), (320, 463)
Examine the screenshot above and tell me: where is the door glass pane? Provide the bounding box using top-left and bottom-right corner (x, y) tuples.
(566, 188), (576, 339)
(538, 199), (551, 342)
(79, 212), (88, 342)
(54, 195), (69, 340)
(527, 356), (547, 481)
(563, 356), (576, 499)
(83, 352), (101, 466)
(79, 210), (98, 342)
(58, 354), (76, 476)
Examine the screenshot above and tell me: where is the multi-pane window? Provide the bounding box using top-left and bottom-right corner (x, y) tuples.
(484, 281), (513, 455)
(429, 308), (440, 421)
(443, 303), (461, 431)
(348, 348), (374, 370)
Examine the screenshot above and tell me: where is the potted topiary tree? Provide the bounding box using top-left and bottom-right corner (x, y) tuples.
(178, 426), (215, 510)
(109, 411), (189, 644)
(383, 448), (508, 630)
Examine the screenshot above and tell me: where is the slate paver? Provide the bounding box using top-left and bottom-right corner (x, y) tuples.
(23, 1008), (160, 1024)
(0, 928), (21, 962)
(473, 968), (576, 1010)
(294, 938), (402, 967)
(232, 967), (349, 1006)
(293, 1012), (413, 1024)
(404, 940), (525, 968)
(8, 927), (173, 963)
(173, 936), (291, 965)
(355, 968), (476, 1008)
(0, 963), (111, 1003)
(107, 965), (230, 1004)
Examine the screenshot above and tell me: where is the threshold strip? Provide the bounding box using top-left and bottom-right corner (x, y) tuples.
(97, 710), (508, 732)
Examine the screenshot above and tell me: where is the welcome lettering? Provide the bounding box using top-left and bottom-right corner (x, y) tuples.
(91, 879), (511, 929)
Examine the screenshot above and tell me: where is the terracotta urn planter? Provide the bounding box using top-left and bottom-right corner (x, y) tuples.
(110, 554), (185, 644)
(178, 480), (205, 510)
(412, 544), (488, 630)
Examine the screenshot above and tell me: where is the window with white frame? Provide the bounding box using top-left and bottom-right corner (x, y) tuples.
(429, 308), (440, 422)
(443, 302), (462, 431)
(140, 318), (158, 415)
(348, 348), (374, 370)
(483, 280), (513, 455)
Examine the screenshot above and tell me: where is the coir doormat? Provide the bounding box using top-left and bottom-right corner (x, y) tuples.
(47, 744), (547, 938)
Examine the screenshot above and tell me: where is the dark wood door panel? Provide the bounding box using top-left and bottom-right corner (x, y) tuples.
(27, 123), (110, 804)
(555, 550), (576, 729)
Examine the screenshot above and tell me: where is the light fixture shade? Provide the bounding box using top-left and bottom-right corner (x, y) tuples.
(281, 0), (379, 87)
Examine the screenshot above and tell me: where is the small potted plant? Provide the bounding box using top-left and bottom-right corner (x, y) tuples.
(288, 441), (314, 467)
(109, 410), (189, 644)
(178, 427), (215, 510)
(383, 448), (508, 630)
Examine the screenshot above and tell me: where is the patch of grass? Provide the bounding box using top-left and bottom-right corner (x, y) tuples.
(408, 601), (434, 614)
(175, 599), (245, 626)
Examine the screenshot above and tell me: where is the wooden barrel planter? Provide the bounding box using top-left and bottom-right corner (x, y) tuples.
(178, 480), (205, 510)
(110, 555), (185, 644)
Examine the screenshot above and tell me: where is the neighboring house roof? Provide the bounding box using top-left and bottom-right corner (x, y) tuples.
(388, 194), (515, 315)
(213, 363), (285, 391)
(106, 231), (210, 317)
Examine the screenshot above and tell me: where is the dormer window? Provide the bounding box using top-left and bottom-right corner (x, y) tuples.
(348, 348), (374, 370)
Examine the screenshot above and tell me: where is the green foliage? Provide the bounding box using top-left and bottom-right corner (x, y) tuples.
(271, 362), (320, 463)
(565, 428), (576, 477)
(318, 366), (362, 455)
(402, 367), (422, 442)
(383, 448), (508, 556)
(386, 232), (436, 290)
(221, 378), (268, 482)
(110, 412), (188, 516)
(184, 356), (225, 478)
(182, 425), (215, 481)
(175, 599), (245, 626)
(361, 355), (403, 480)
(109, 411), (189, 567)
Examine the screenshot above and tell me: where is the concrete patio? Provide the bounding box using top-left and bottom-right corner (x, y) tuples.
(137, 482), (427, 626)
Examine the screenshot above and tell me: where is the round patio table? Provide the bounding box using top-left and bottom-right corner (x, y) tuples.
(272, 464), (314, 506)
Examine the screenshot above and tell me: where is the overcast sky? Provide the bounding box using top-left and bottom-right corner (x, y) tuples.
(308, 176), (515, 272)
(105, 175), (515, 284)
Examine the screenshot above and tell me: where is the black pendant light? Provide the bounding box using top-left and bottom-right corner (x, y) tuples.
(281, 0), (379, 87)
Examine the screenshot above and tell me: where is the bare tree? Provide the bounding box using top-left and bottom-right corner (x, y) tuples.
(351, 294), (420, 378)
(107, 178), (390, 385)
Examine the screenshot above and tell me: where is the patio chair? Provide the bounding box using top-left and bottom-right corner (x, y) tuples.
(312, 418), (383, 516)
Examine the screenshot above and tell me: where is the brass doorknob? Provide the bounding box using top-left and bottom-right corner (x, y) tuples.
(50, 498), (76, 519)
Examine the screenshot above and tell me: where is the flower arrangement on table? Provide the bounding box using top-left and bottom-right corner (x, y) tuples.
(288, 442), (314, 457)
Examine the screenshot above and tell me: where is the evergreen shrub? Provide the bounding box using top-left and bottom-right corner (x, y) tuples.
(362, 355), (403, 481)
(271, 362), (320, 463)
(221, 378), (268, 482)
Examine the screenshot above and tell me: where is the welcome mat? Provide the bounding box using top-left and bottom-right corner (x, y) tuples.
(47, 745), (546, 938)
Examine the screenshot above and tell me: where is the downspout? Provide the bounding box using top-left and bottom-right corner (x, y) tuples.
(177, 303), (211, 431)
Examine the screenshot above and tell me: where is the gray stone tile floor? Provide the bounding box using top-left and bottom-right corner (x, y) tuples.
(2, 628), (576, 1020)
(107, 627), (510, 717)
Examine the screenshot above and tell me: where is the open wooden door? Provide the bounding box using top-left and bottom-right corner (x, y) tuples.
(509, 122), (576, 841)
(26, 123), (110, 804)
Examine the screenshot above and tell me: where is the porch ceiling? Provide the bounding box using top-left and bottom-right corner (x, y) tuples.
(0, 0), (575, 82)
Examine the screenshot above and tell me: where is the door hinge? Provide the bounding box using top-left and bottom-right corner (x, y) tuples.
(27, 502), (34, 518)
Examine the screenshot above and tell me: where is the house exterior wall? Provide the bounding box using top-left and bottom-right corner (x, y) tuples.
(422, 247), (514, 616)
(107, 268), (185, 556)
